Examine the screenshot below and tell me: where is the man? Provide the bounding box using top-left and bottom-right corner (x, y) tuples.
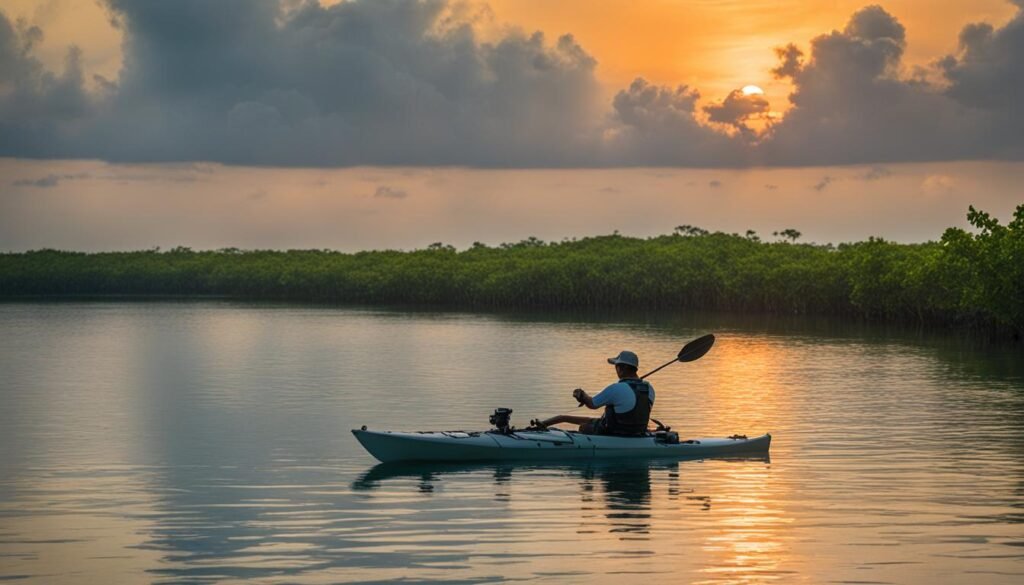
(531, 350), (655, 436)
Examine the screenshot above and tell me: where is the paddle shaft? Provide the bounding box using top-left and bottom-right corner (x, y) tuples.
(575, 334), (714, 407)
(640, 358), (677, 379)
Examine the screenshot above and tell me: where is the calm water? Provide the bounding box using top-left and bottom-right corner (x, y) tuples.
(1, 302), (1022, 584)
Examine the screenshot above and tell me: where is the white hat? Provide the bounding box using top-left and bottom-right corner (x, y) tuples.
(607, 350), (639, 368)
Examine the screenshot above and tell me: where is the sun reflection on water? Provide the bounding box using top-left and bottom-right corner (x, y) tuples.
(2, 304), (1023, 583)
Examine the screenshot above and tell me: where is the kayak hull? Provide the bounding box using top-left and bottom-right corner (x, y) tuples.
(352, 428), (771, 463)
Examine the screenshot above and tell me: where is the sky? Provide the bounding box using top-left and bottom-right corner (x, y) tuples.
(1, 0), (1022, 251)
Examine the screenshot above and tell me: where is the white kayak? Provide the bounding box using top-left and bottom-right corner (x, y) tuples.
(352, 427), (771, 463)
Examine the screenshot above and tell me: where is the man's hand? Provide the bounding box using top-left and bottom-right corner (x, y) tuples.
(573, 388), (594, 408)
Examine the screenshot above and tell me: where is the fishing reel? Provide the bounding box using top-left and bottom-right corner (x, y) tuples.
(489, 408), (514, 435)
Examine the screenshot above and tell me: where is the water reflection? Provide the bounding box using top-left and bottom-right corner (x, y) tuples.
(2, 302), (1023, 583)
(354, 456), (771, 540)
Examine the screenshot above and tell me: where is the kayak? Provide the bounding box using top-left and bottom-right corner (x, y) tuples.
(352, 427), (771, 463)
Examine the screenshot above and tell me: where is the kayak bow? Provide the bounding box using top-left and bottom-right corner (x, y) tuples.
(352, 427), (771, 463)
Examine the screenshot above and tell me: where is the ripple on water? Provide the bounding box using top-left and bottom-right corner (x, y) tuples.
(0, 303), (1022, 583)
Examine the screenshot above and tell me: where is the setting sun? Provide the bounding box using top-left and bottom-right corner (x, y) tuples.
(742, 85), (766, 96)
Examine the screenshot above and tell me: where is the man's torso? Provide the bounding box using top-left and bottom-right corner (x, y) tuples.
(592, 380), (656, 414)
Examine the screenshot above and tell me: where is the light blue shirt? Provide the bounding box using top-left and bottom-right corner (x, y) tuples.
(591, 380), (655, 414)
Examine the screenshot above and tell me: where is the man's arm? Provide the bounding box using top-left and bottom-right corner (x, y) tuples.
(572, 388), (599, 409)
(574, 386), (614, 410)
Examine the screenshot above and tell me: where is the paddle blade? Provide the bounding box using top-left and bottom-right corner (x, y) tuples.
(677, 334), (715, 362)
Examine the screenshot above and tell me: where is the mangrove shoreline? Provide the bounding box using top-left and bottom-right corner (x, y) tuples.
(2, 206), (1021, 339)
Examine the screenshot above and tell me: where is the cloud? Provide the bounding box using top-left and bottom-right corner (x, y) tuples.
(708, 180), (722, 188)
(763, 4), (1024, 165)
(374, 185), (408, 199)
(2, 0), (606, 167)
(0, 14), (92, 157)
(764, 184), (778, 190)
(11, 172), (90, 187)
(703, 89), (770, 136)
(0, 1), (1023, 167)
(860, 165), (892, 180)
(921, 174), (954, 194)
(771, 44), (804, 79)
(936, 2), (1024, 157)
(602, 78), (745, 165)
(812, 176), (835, 191)
(13, 174), (61, 188)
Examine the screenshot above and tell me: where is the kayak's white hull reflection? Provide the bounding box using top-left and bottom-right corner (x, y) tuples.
(352, 428), (771, 463)
(352, 453), (773, 492)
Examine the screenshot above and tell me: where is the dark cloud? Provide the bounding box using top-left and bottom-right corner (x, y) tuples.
(0, 14), (92, 157)
(763, 4), (1023, 165)
(771, 44), (804, 79)
(12, 174), (61, 188)
(0, 1), (1023, 167)
(2, 0), (606, 166)
(11, 172), (90, 187)
(937, 1), (1024, 157)
(704, 89), (770, 136)
(603, 78), (745, 165)
(708, 180), (722, 188)
(860, 165), (892, 180)
(374, 185), (408, 199)
(765, 184), (778, 190)
(812, 176), (835, 191)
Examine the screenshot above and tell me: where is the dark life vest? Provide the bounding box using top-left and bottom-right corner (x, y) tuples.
(603, 379), (653, 436)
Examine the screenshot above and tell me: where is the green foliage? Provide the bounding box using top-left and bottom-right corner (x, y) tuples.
(773, 228), (802, 242)
(938, 205), (1024, 332)
(0, 207), (1020, 337)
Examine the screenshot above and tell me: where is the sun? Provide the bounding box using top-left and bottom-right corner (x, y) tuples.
(741, 85), (765, 96)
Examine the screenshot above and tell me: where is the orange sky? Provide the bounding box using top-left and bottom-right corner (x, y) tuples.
(489, 0), (1016, 102)
(3, 157), (1021, 251)
(2, 1), (1022, 250)
(6, 0), (1017, 112)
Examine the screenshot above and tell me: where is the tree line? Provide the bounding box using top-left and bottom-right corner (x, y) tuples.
(1, 205), (1021, 338)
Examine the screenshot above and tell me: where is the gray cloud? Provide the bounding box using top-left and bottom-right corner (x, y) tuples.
(0, 1), (1022, 167)
(374, 185), (408, 199)
(860, 165), (892, 180)
(603, 78), (746, 165)
(763, 4), (1023, 165)
(812, 176), (835, 191)
(11, 172), (90, 187)
(703, 89), (770, 136)
(937, 1), (1024, 157)
(13, 174), (61, 188)
(708, 180), (722, 188)
(0, 14), (92, 158)
(2, 0), (606, 167)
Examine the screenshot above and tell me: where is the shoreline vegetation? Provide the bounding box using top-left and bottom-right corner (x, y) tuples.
(1, 206), (1021, 340)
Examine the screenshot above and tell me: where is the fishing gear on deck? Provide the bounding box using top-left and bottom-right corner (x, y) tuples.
(489, 408), (514, 434)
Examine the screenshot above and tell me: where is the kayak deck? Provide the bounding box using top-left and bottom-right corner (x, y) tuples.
(352, 427), (771, 463)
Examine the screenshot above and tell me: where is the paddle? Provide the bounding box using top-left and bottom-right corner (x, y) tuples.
(641, 333), (716, 379)
(576, 333), (715, 407)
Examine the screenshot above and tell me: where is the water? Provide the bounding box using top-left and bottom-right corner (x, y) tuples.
(1, 302), (1022, 584)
